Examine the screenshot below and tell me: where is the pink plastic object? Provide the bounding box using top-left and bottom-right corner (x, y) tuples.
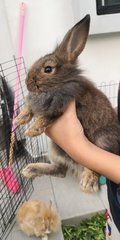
(0, 3), (26, 193)
(9, 2), (26, 167)
(12, 2), (26, 133)
(0, 168), (20, 193)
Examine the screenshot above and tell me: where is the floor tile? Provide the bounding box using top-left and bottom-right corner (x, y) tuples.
(32, 176), (52, 191)
(51, 174), (105, 223)
(98, 184), (109, 208)
(7, 224), (64, 240)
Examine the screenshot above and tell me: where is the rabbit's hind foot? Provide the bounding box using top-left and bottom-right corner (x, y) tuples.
(80, 169), (100, 193)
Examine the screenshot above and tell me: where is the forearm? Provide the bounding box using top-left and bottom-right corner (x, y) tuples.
(46, 101), (120, 184)
(63, 134), (120, 184)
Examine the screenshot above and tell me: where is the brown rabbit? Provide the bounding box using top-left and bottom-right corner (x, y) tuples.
(16, 15), (120, 193)
(16, 200), (60, 240)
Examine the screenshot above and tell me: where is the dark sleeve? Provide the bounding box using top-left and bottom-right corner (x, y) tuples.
(118, 82), (120, 121)
(106, 83), (120, 232)
(107, 180), (120, 232)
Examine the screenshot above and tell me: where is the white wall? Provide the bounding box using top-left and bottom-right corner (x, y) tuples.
(1, 0), (120, 86)
(80, 32), (120, 85)
(5, 0), (74, 66)
(0, 0), (14, 62)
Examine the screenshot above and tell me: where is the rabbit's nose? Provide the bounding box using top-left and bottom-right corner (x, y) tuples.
(32, 76), (40, 90)
(33, 76), (38, 82)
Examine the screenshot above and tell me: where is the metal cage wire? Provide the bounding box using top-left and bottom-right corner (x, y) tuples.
(0, 56), (48, 240)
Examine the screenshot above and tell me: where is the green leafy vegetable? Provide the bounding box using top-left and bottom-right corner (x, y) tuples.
(62, 213), (106, 240)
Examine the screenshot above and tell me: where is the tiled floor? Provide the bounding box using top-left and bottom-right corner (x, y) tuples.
(6, 174), (109, 240)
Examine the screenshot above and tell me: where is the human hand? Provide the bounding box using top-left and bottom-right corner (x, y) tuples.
(45, 101), (84, 152)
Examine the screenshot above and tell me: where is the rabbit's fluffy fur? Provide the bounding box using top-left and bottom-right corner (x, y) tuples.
(16, 200), (60, 239)
(16, 15), (120, 193)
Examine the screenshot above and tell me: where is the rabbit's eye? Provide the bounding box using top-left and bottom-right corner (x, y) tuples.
(44, 66), (52, 74)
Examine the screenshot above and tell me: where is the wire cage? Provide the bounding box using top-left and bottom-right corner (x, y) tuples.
(98, 81), (119, 108)
(0, 56), (48, 240)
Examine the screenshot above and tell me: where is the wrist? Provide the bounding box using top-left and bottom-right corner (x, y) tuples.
(62, 131), (89, 161)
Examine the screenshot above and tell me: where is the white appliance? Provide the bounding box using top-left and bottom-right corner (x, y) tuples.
(72, 0), (120, 34)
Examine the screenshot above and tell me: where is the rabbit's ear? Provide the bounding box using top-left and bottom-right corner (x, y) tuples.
(58, 15), (90, 62)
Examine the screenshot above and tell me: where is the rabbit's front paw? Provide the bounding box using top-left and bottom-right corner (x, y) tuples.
(25, 127), (44, 137)
(22, 164), (42, 178)
(24, 115), (46, 137)
(80, 170), (99, 193)
(16, 113), (33, 125)
(16, 106), (33, 125)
